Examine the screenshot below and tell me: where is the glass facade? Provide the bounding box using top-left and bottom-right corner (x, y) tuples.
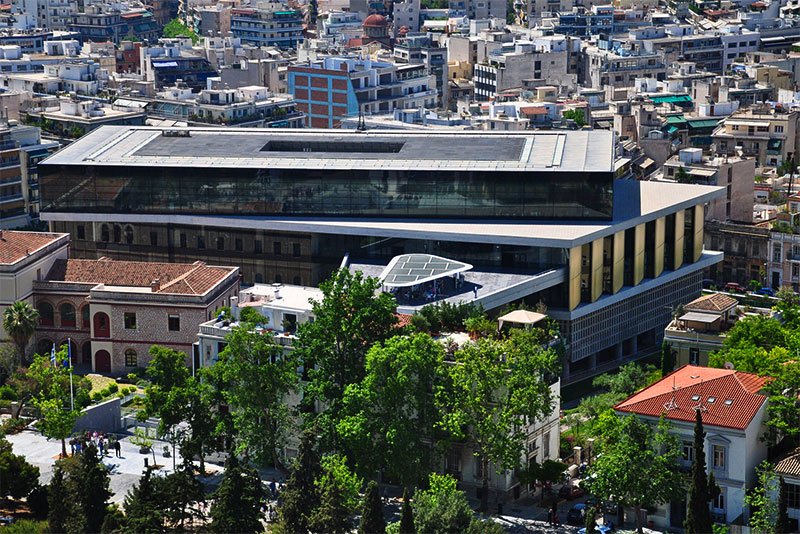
(39, 165), (614, 220)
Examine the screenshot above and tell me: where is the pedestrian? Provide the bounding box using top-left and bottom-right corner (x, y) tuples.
(473, 286), (478, 298)
(98, 438), (105, 457)
(114, 439), (121, 457)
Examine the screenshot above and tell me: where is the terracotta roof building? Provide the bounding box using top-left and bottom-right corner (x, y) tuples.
(33, 257), (239, 376)
(614, 364), (770, 529)
(683, 293), (738, 314)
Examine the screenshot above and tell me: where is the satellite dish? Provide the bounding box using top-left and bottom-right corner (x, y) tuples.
(724, 362), (735, 370)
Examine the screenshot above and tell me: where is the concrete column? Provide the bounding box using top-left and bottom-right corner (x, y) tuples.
(633, 223), (645, 286)
(615, 342), (624, 360)
(693, 205), (704, 262)
(654, 216), (665, 278)
(631, 335), (638, 355)
(674, 209), (685, 271)
(613, 231), (624, 293)
(568, 246), (582, 311)
(591, 238), (604, 302)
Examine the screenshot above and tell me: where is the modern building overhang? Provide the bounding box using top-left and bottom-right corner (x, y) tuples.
(42, 179), (723, 249)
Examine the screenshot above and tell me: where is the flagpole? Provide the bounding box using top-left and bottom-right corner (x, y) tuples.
(68, 339), (74, 412)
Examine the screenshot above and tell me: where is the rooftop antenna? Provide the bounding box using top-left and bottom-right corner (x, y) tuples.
(693, 379), (708, 412)
(356, 109), (367, 132)
(663, 375), (679, 411)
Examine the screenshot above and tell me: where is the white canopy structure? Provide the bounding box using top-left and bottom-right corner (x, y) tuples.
(497, 309), (547, 330)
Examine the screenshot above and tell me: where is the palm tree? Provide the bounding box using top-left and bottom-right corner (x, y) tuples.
(3, 301), (39, 365)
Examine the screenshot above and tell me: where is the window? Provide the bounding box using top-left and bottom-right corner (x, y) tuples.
(168, 314), (180, 331)
(712, 444), (725, 469)
(124, 349), (137, 367)
(689, 347), (699, 365)
(275, 274), (282, 284)
(793, 264), (800, 279)
(254, 240), (262, 253)
(255, 273), (264, 284)
(293, 243), (301, 257)
(59, 303), (76, 327)
(100, 224), (109, 242)
(197, 236), (205, 249)
(77, 224), (86, 240)
(775, 125), (784, 133)
(683, 441), (694, 462)
(124, 312), (137, 330)
(713, 490), (725, 512)
(81, 305), (90, 328)
(38, 301), (54, 326)
(235, 238), (243, 252)
(293, 275), (301, 285)
(113, 225), (121, 243)
(216, 237), (225, 250)
(180, 233), (187, 248)
(787, 483), (800, 509)
(150, 231), (158, 246)
(274, 241), (282, 255)
(543, 431), (550, 459)
(774, 244), (782, 263)
(474, 455), (484, 479)
(125, 225), (134, 244)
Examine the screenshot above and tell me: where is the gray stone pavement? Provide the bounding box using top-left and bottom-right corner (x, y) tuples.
(6, 428), (224, 504)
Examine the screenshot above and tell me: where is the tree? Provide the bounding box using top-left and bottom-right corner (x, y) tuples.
(47, 463), (68, 534)
(746, 460), (779, 534)
(685, 409), (713, 534)
(338, 334), (445, 486)
(592, 361), (657, 398)
(661, 341), (675, 377)
(583, 415), (685, 534)
(123, 467), (165, 533)
(413, 474), (472, 534)
(142, 345), (190, 423)
(360, 481), (386, 534)
(2, 301), (38, 365)
(437, 329), (559, 513)
(562, 109), (586, 127)
(585, 504), (598, 533)
(309, 454), (362, 534)
(777, 476), (789, 534)
(295, 268), (397, 448)
(36, 397), (79, 458)
(163, 462), (207, 530)
(400, 489), (414, 534)
(213, 325), (298, 467)
(177, 373), (217, 475)
(675, 166), (692, 183)
(0, 436), (38, 500)
(277, 430), (322, 533)
(75, 444), (113, 533)
(209, 455), (265, 533)
(162, 17), (199, 43)
(523, 459), (568, 502)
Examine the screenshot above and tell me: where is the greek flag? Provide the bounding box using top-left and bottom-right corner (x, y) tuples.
(50, 344), (56, 366)
(64, 341), (71, 368)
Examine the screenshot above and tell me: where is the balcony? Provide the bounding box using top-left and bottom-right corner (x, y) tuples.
(0, 193), (24, 204)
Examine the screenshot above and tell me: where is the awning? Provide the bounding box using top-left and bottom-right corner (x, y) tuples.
(153, 61), (179, 68)
(650, 94), (692, 104)
(688, 168), (717, 177)
(498, 309), (547, 330)
(679, 312), (720, 324)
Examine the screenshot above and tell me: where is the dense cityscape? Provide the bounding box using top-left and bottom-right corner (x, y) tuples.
(0, 0), (796, 532)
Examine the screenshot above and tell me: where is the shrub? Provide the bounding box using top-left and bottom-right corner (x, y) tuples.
(106, 383), (118, 394)
(0, 384), (18, 401)
(1, 417), (27, 434)
(91, 392), (103, 403)
(26, 484), (49, 517)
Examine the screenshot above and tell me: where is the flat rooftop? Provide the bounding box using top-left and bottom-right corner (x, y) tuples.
(41, 126), (616, 173)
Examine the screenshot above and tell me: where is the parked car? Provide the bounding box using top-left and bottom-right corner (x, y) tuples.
(756, 287), (775, 297)
(567, 503), (587, 524)
(701, 279), (716, 289)
(559, 484), (586, 500)
(723, 282), (746, 293)
(0, 516), (15, 526)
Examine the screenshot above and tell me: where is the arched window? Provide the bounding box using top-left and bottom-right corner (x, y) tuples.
(37, 338), (53, 355)
(93, 312), (110, 338)
(100, 224), (109, 242)
(124, 349), (137, 368)
(113, 224), (122, 243)
(59, 303), (76, 327)
(124, 225), (134, 244)
(37, 301), (54, 326)
(80, 305), (90, 329)
(81, 341), (92, 365)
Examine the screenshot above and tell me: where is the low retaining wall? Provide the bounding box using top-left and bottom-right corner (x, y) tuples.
(73, 398), (121, 434)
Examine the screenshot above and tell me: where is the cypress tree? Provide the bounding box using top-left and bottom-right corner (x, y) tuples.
(209, 455), (265, 533)
(399, 489), (414, 534)
(661, 341), (675, 377)
(778, 476), (789, 534)
(47, 463), (68, 534)
(123, 467), (165, 533)
(685, 409), (713, 534)
(359, 481), (386, 534)
(585, 504), (598, 533)
(277, 429), (321, 533)
(76, 444), (113, 533)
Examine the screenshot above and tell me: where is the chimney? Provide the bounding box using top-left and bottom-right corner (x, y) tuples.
(150, 279), (160, 292)
(231, 296), (239, 320)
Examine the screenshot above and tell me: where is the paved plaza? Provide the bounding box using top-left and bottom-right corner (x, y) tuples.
(7, 428), (224, 503)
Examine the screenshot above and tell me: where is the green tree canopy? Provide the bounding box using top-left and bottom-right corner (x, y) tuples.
(0, 436), (39, 500)
(360, 480), (386, 534)
(212, 325), (298, 467)
(338, 333), (446, 486)
(583, 415), (685, 534)
(276, 429), (321, 533)
(2, 301), (38, 365)
(48, 445), (112, 533)
(162, 18), (199, 43)
(309, 454), (362, 534)
(209, 455), (265, 533)
(413, 474), (473, 534)
(437, 329), (559, 513)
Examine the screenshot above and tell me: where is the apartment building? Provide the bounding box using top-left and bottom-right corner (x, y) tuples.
(704, 220), (770, 287)
(33, 257), (239, 375)
(230, 6), (303, 49)
(662, 148), (755, 224)
(140, 41), (217, 91)
(288, 57), (437, 128)
(393, 34), (449, 108)
(68, 8), (160, 45)
(582, 43), (667, 89)
(474, 41), (572, 100)
(711, 106), (800, 167)
(663, 292), (738, 367)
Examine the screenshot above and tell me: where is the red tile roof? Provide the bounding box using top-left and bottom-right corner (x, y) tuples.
(520, 107), (548, 115)
(684, 293), (738, 313)
(45, 258), (236, 296)
(0, 231), (66, 265)
(615, 365), (769, 430)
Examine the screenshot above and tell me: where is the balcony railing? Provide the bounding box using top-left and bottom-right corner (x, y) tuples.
(0, 193), (23, 204)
